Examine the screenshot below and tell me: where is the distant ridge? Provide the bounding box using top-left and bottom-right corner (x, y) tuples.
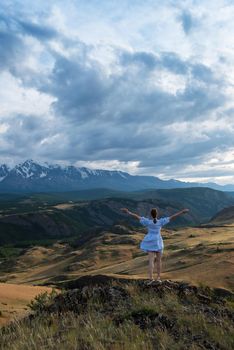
(0, 159), (234, 192)
(210, 205), (234, 224)
(1, 187), (234, 245)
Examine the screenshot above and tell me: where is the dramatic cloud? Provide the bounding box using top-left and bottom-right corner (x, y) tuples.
(18, 20), (58, 40)
(180, 11), (194, 34)
(0, 0), (234, 184)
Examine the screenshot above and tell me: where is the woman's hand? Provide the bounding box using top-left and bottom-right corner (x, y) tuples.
(121, 207), (129, 214)
(121, 208), (141, 220)
(169, 208), (189, 221)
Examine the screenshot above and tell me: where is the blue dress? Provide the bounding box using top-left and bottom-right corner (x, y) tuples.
(139, 216), (170, 253)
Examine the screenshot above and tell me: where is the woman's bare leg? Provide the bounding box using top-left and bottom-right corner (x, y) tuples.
(148, 252), (155, 280)
(155, 251), (162, 280)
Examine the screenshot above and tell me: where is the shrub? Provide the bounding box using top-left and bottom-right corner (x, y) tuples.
(27, 288), (58, 313)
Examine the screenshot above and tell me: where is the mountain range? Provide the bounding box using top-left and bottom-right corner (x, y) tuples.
(0, 159), (234, 192)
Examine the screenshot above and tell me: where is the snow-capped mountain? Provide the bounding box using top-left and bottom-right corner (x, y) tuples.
(0, 159), (139, 192)
(0, 159), (233, 193)
(0, 164), (10, 182)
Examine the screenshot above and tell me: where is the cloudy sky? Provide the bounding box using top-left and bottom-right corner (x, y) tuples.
(0, 0), (234, 184)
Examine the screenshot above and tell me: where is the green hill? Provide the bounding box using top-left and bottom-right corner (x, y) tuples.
(0, 187), (234, 246)
(129, 187), (234, 222)
(0, 196), (179, 245)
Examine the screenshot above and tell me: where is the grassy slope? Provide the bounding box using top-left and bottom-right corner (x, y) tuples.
(1, 224), (233, 291)
(0, 277), (233, 350)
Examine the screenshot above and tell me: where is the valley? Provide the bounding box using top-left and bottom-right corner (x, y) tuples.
(1, 187), (233, 246)
(0, 187), (233, 328)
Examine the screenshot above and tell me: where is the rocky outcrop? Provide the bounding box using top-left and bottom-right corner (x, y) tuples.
(48, 284), (130, 314)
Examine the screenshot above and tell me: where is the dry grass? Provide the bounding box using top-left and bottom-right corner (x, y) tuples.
(0, 225), (233, 290)
(0, 281), (233, 350)
(0, 283), (54, 326)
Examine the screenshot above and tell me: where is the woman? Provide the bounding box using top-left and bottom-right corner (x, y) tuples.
(121, 207), (189, 284)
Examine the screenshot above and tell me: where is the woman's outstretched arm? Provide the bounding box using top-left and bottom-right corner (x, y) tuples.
(120, 208), (141, 220)
(169, 208), (189, 221)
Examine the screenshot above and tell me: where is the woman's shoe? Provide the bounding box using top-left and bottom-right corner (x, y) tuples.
(146, 279), (155, 285)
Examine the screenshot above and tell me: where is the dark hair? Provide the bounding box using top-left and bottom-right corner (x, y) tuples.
(151, 208), (158, 223)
